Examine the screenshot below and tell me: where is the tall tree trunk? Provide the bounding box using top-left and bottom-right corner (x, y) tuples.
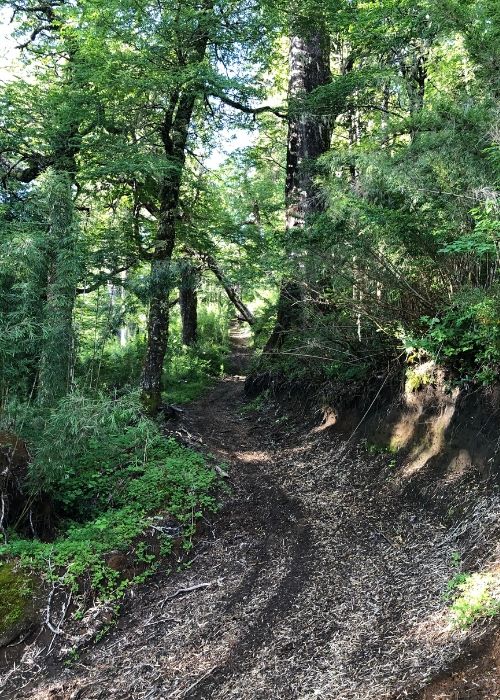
(140, 175), (185, 414)
(347, 88), (363, 341)
(38, 169), (78, 404)
(179, 261), (198, 346)
(107, 270), (128, 347)
(141, 97), (207, 413)
(118, 271), (128, 347)
(265, 27), (331, 352)
(140, 1), (212, 414)
(402, 48), (427, 139)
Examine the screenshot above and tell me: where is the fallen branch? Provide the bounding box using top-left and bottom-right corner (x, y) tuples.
(161, 581), (213, 609)
(184, 247), (255, 325)
(45, 586), (62, 636)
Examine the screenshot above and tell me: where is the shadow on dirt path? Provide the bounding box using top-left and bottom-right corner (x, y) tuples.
(176, 323), (316, 698)
(4, 322), (499, 700)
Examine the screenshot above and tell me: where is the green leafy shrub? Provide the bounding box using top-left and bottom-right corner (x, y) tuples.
(440, 203), (499, 257)
(163, 305), (231, 403)
(414, 287), (500, 384)
(0, 391), (220, 599)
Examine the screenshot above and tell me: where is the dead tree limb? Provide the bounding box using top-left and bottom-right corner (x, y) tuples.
(184, 247), (255, 325)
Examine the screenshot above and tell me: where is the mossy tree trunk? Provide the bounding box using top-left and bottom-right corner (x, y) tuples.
(37, 169), (79, 405)
(141, 83), (209, 416)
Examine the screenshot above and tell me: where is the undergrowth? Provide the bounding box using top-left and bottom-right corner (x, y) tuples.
(406, 287), (500, 386)
(444, 554), (500, 628)
(77, 304), (231, 404)
(0, 392), (220, 601)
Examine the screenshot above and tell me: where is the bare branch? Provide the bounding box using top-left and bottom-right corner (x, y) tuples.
(16, 23), (52, 49)
(209, 93), (287, 120)
(76, 263), (138, 295)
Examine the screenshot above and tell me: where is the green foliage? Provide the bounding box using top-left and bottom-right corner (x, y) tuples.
(164, 304), (230, 403)
(445, 571), (500, 628)
(444, 552), (500, 628)
(78, 337), (146, 391)
(440, 203), (499, 257)
(249, 0), (499, 391)
(75, 300), (231, 403)
(0, 392), (219, 599)
(414, 288), (500, 384)
(405, 364), (434, 393)
(165, 351), (217, 405)
(252, 308), (384, 386)
(164, 299), (229, 404)
(0, 0), (498, 618)
(37, 170), (80, 405)
(241, 391), (270, 414)
(366, 442), (397, 455)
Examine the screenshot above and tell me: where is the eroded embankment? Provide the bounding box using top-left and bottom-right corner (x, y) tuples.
(1, 364), (499, 699)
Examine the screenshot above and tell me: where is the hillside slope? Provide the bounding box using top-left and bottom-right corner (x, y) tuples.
(2, 356), (499, 699)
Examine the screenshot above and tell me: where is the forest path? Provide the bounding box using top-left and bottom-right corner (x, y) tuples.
(9, 326), (497, 699)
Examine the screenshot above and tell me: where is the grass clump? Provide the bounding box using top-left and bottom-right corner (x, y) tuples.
(445, 568), (500, 628)
(241, 390), (270, 415)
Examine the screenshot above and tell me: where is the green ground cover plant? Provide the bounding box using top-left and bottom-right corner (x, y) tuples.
(445, 571), (500, 628)
(0, 392), (220, 600)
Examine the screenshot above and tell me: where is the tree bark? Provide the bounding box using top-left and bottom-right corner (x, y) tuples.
(402, 47), (427, 139)
(179, 262), (198, 346)
(38, 169), (78, 404)
(265, 27), (331, 352)
(140, 153), (188, 414)
(141, 19), (211, 414)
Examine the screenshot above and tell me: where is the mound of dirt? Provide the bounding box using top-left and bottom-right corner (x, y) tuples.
(419, 628), (500, 699)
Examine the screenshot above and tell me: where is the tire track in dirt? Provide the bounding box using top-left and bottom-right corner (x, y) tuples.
(185, 496), (312, 699)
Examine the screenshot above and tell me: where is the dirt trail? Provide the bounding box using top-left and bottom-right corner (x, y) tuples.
(3, 328), (499, 699)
